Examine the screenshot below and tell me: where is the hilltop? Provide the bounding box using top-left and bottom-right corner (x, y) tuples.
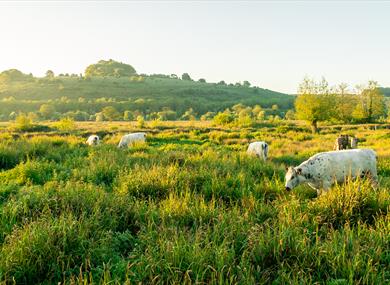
(0, 60), (294, 121)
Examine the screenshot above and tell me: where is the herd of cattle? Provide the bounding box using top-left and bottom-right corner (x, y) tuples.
(85, 133), (378, 195)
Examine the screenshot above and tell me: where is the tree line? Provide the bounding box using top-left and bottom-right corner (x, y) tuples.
(295, 77), (387, 132)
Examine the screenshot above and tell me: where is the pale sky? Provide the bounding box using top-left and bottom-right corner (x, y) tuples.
(0, 1), (389, 94)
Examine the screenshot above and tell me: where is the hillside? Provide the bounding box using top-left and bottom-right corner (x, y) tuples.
(0, 67), (294, 121)
(380, 87), (390, 97)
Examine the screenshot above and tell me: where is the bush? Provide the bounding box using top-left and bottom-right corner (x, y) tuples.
(53, 117), (76, 131)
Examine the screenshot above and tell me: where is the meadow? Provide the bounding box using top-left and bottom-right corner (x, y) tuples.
(0, 121), (389, 284)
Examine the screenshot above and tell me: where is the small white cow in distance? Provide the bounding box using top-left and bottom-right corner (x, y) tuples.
(118, 132), (147, 148)
(285, 149), (378, 195)
(247, 141), (269, 161)
(86, 135), (100, 146)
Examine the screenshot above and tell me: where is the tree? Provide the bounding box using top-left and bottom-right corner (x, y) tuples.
(45, 70), (54, 78)
(123, 110), (133, 121)
(181, 73), (192, 81)
(85, 59), (136, 77)
(198, 78), (206, 83)
(295, 77), (335, 133)
(14, 113), (33, 131)
(101, 106), (120, 121)
(213, 112), (234, 125)
(217, 80), (226, 86)
(334, 83), (357, 123)
(181, 108), (196, 120)
(39, 104), (56, 119)
(352, 81), (386, 122)
(243, 81), (251, 87)
(232, 103), (246, 114)
(285, 110), (295, 120)
(200, 111), (216, 121)
(252, 105), (263, 118)
(137, 115), (145, 128)
(95, 113), (104, 122)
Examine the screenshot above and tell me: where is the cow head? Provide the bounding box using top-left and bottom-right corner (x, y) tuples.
(285, 167), (303, 191)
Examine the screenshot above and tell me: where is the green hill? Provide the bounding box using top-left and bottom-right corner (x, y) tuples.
(0, 61), (294, 121)
(379, 87), (390, 97)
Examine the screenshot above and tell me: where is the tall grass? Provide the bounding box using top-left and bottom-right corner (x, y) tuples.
(0, 123), (389, 284)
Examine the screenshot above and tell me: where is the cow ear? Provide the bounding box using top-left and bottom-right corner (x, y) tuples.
(285, 166), (289, 171)
(297, 168), (302, 174)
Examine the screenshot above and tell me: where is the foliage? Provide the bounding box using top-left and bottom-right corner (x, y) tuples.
(102, 106), (120, 121)
(181, 73), (192, 81)
(0, 69), (33, 83)
(137, 115), (145, 128)
(295, 77), (335, 132)
(53, 117), (76, 131)
(85, 59), (136, 77)
(352, 81), (386, 123)
(212, 112), (234, 125)
(39, 104), (56, 120)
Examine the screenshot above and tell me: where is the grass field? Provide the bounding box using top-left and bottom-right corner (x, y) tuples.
(0, 121), (389, 284)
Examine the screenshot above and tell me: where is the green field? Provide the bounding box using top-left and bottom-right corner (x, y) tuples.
(0, 121), (389, 284)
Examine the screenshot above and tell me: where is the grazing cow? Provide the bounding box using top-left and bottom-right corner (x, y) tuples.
(86, 135), (100, 146)
(285, 149), (378, 195)
(247, 141), (268, 161)
(334, 135), (350, 150)
(118, 132), (147, 148)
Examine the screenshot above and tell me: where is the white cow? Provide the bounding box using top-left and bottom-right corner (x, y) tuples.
(118, 132), (147, 148)
(247, 141), (268, 161)
(86, 135), (100, 146)
(285, 149), (378, 194)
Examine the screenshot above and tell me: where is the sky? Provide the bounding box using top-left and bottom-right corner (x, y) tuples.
(0, 1), (389, 94)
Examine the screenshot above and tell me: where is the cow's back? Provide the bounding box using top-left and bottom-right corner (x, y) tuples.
(314, 149), (376, 180)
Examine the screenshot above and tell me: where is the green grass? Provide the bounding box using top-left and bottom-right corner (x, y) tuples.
(0, 122), (389, 284)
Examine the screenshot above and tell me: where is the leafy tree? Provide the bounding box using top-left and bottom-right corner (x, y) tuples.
(352, 81), (386, 122)
(39, 104), (56, 119)
(14, 113), (33, 130)
(243, 81), (251, 87)
(95, 113), (104, 122)
(334, 83), (357, 123)
(285, 110), (295, 120)
(0, 69), (32, 83)
(295, 77), (335, 133)
(252, 105), (263, 118)
(200, 111), (216, 121)
(85, 59), (136, 77)
(181, 108), (196, 120)
(45, 70), (54, 78)
(123, 110), (133, 121)
(181, 73), (192, 81)
(213, 112), (234, 125)
(54, 117), (76, 131)
(232, 103), (246, 114)
(157, 109), (177, 121)
(102, 106), (120, 121)
(236, 109), (253, 127)
(198, 78), (206, 83)
(137, 115), (145, 128)
(217, 80), (226, 86)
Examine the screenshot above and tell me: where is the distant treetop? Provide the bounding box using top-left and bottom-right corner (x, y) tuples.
(0, 69), (33, 83)
(85, 59), (137, 77)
